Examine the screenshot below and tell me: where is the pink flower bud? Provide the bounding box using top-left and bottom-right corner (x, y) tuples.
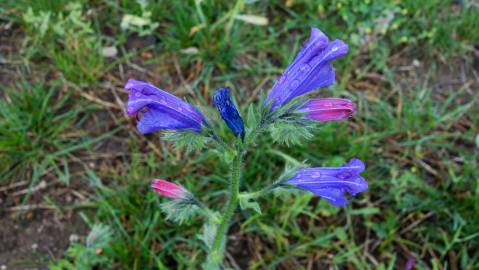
(297, 98), (356, 123)
(150, 179), (189, 199)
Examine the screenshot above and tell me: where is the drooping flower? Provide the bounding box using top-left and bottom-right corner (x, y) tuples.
(265, 28), (349, 111)
(125, 79), (205, 134)
(212, 87), (245, 139)
(150, 179), (191, 200)
(296, 98), (356, 123)
(286, 158), (367, 206)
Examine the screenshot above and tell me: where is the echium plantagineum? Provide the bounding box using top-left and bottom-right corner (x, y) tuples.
(124, 27), (367, 269)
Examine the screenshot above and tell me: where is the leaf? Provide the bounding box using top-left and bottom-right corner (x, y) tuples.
(162, 130), (208, 153)
(246, 104), (258, 128)
(199, 220), (218, 250)
(160, 199), (200, 224)
(239, 197), (262, 214)
(350, 207), (380, 216)
(269, 119), (314, 146)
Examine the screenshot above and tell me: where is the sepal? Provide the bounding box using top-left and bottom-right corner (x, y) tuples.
(162, 129), (210, 154)
(160, 198), (201, 224)
(268, 117), (315, 146)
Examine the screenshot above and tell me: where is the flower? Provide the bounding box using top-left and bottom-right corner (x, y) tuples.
(286, 158), (367, 206)
(212, 87), (245, 139)
(150, 179), (191, 199)
(296, 98), (356, 123)
(125, 79), (205, 134)
(265, 28), (348, 111)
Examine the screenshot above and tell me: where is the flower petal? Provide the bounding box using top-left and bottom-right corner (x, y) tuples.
(265, 28), (349, 111)
(137, 106), (201, 134)
(286, 158), (367, 206)
(302, 187), (348, 207)
(297, 98), (356, 122)
(212, 87), (245, 139)
(124, 79), (205, 133)
(150, 179), (188, 199)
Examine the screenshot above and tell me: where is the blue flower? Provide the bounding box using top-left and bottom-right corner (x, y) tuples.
(212, 87), (245, 139)
(125, 79), (205, 134)
(265, 28), (349, 111)
(286, 158), (367, 207)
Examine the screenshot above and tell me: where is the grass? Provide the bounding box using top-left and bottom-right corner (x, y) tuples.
(1, 0), (478, 269)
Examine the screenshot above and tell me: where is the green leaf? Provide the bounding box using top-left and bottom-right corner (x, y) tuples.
(246, 104), (258, 128)
(350, 207), (380, 216)
(239, 196), (262, 214)
(162, 130), (208, 153)
(160, 199), (200, 224)
(268, 119), (314, 146)
(199, 220), (218, 250)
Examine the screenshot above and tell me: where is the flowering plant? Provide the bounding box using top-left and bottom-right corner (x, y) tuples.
(124, 28), (367, 269)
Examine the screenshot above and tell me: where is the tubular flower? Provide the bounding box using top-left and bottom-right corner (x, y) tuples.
(265, 28), (348, 111)
(296, 98), (356, 123)
(212, 87), (245, 139)
(125, 79), (205, 134)
(150, 179), (191, 200)
(286, 158), (367, 207)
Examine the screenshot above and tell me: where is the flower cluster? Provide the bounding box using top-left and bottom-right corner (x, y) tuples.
(125, 28), (366, 207)
(123, 27), (368, 269)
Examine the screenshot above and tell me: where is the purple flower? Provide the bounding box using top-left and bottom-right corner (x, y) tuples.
(212, 87), (245, 139)
(286, 158), (367, 207)
(125, 79), (205, 134)
(405, 256), (416, 270)
(296, 98), (356, 123)
(265, 28), (348, 111)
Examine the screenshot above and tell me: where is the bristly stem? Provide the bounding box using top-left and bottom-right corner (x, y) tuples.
(206, 138), (243, 269)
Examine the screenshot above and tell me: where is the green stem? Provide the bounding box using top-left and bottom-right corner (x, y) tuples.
(240, 182), (278, 201)
(206, 140), (243, 269)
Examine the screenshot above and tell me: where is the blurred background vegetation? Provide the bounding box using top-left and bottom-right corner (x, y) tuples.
(0, 0), (478, 269)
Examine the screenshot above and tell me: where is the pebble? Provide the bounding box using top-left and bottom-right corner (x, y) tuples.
(31, 243), (38, 250)
(69, 234), (79, 242)
(102, 46), (118, 58)
(1, 265), (7, 270)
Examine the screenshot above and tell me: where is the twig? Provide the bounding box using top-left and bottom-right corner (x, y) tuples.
(65, 81), (122, 110)
(7, 204), (56, 211)
(0, 180), (28, 193)
(225, 250), (242, 270)
(172, 53), (196, 97)
(12, 180), (48, 196)
(247, 76), (270, 103)
(399, 212), (435, 235)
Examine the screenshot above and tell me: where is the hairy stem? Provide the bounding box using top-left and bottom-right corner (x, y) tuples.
(206, 140), (243, 269)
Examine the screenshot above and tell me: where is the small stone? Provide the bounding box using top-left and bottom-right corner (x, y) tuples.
(69, 234), (80, 242)
(1, 265), (7, 270)
(102, 46), (118, 58)
(180, 47), (199, 55)
(38, 180), (47, 188)
(31, 243), (38, 250)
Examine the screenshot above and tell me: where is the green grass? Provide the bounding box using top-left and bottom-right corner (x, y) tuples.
(1, 0), (478, 269)
(0, 80), (94, 183)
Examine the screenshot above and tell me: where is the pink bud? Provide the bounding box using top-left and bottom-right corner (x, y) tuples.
(150, 179), (189, 199)
(297, 98), (356, 123)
